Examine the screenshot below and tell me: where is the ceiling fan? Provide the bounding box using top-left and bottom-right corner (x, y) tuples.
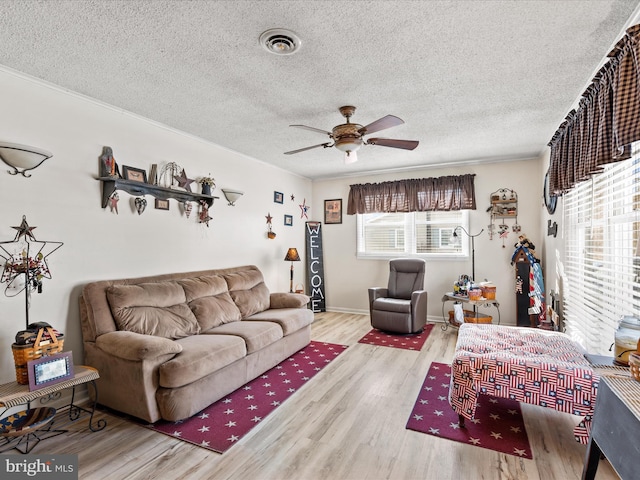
(284, 106), (419, 164)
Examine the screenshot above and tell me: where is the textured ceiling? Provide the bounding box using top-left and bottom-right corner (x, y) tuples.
(0, 0), (639, 179)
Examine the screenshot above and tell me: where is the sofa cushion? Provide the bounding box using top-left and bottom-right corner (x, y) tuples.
(203, 321), (283, 354)
(245, 308), (314, 336)
(106, 282), (200, 339)
(159, 334), (247, 388)
(178, 275), (242, 330)
(224, 268), (270, 317)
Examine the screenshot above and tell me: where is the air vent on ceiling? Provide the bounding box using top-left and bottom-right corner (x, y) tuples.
(259, 28), (301, 55)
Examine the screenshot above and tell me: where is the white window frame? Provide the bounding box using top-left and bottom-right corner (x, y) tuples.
(356, 210), (469, 260)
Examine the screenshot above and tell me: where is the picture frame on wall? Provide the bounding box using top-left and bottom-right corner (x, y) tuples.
(27, 351), (74, 391)
(284, 214), (293, 226)
(274, 191), (284, 204)
(324, 199), (342, 224)
(155, 198), (170, 210)
(122, 165), (148, 183)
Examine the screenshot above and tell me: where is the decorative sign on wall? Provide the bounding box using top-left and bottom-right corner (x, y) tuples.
(305, 221), (326, 312)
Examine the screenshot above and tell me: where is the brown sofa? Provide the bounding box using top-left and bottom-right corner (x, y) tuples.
(79, 265), (313, 423)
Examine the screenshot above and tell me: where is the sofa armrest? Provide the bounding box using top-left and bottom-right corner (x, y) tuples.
(95, 331), (182, 361)
(270, 292), (310, 309)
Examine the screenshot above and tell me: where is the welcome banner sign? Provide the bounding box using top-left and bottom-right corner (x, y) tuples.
(305, 221), (325, 312)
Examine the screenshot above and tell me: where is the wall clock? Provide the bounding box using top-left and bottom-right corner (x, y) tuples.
(543, 170), (557, 215)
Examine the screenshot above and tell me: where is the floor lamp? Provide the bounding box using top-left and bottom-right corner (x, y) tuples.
(284, 248), (301, 293)
(451, 226), (484, 283)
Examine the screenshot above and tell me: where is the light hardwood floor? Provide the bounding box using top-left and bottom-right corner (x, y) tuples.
(15, 313), (619, 479)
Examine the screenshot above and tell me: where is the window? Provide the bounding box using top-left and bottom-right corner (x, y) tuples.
(563, 150), (640, 355)
(356, 210), (469, 259)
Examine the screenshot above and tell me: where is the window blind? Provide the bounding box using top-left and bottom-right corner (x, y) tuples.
(356, 210), (468, 259)
(563, 150), (640, 354)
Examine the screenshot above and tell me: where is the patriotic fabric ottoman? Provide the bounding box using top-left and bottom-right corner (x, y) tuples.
(449, 324), (599, 443)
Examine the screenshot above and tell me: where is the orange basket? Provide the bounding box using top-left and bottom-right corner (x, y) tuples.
(448, 310), (492, 325)
(11, 327), (64, 384)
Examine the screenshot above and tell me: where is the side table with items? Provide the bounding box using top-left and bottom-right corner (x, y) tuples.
(0, 365), (106, 454)
(441, 293), (501, 331)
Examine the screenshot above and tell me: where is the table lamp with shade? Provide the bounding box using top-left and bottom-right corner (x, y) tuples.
(284, 248), (300, 293)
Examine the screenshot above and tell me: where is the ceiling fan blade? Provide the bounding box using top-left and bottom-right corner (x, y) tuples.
(358, 115), (404, 135)
(284, 142), (332, 155)
(366, 138), (419, 150)
(290, 124), (332, 136)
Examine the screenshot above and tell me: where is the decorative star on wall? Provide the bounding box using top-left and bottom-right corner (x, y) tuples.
(109, 192), (119, 214)
(174, 169), (195, 192)
(299, 199), (309, 219)
(265, 213), (273, 224)
(290, 194), (295, 202)
(199, 201), (212, 227)
(11, 216), (37, 241)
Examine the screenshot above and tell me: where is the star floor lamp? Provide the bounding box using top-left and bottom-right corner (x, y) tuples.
(0, 216), (63, 329)
(284, 248), (301, 293)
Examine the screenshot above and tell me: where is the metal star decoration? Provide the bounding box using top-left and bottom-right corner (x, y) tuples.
(290, 194), (295, 201)
(1, 216), (63, 328)
(11, 216), (37, 241)
(265, 213), (273, 224)
(174, 169), (195, 192)
(299, 199), (310, 219)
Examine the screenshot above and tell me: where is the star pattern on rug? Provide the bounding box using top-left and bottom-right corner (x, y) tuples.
(149, 341), (348, 453)
(405, 362), (532, 459)
(357, 324), (434, 351)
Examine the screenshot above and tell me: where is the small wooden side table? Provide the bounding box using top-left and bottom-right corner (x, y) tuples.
(0, 365), (106, 453)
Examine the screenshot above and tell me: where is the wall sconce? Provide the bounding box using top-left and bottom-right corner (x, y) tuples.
(284, 247), (301, 293)
(221, 189), (244, 206)
(0, 141), (53, 177)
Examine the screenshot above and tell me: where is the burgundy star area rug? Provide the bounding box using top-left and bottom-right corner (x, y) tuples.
(147, 341), (347, 453)
(358, 323), (434, 351)
(406, 362), (533, 459)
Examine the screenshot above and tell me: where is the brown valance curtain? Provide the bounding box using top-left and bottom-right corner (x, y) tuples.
(347, 174), (476, 215)
(548, 24), (640, 195)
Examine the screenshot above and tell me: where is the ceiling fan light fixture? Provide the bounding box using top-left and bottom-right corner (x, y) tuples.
(344, 150), (358, 164)
(259, 28), (301, 55)
(334, 135), (362, 153)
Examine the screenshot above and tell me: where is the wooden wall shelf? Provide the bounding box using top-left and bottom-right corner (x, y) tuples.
(98, 177), (218, 208)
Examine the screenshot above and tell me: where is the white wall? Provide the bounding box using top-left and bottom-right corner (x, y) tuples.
(0, 68), (311, 383)
(0, 65), (551, 386)
(539, 149), (564, 322)
(312, 158), (544, 324)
